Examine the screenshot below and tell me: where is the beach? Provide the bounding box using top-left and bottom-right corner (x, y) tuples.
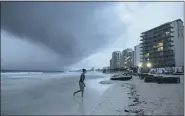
(99, 74), (184, 115)
(1, 72), (114, 115)
(1, 72), (184, 115)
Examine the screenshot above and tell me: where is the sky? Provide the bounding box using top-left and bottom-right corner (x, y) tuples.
(1, 2), (184, 70)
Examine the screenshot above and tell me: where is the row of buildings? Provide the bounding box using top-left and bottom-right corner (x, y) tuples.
(110, 48), (134, 69)
(110, 19), (184, 69)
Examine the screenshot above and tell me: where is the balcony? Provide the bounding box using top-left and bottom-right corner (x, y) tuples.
(153, 29), (173, 36)
(141, 43), (155, 48)
(141, 21), (172, 33)
(163, 38), (174, 43)
(141, 30), (174, 41)
(142, 49), (154, 53)
(141, 37), (165, 44)
(162, 47), (174, 52)
(163, 53), (174, 57)
(163, 57), (175, 61)
(141, 44), (173, 51)
(140, 53), (144, 56)
(142, 45), (154, 49)
(165, 61), (175, 65)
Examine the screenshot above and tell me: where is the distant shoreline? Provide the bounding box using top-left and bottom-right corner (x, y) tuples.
(1, 70), (64, 73)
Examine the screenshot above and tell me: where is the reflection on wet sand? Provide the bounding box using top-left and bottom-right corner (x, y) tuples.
(73, 96), (85, 115)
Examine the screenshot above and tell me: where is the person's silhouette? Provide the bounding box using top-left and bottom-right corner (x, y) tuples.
(73, 69), (87, 97)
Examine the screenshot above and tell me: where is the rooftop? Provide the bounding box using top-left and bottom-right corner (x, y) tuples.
(112, 51), (121, 54)
(141, 19), (183, 34)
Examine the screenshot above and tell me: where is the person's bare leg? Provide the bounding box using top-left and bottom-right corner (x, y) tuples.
(79, 82), (84, 97)
(81, 90), (84, 97)
(74, 82), (83, 96)
(81, 87), (84, 97)
(73, 90), (81, 96)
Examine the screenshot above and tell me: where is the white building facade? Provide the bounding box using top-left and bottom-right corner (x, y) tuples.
(121, 48), (134, 68)
(170, 19), (184, 67)
(134, 44), (142, 67)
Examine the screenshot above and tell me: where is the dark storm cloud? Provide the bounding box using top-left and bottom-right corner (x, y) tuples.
(1, 2), (127, 67)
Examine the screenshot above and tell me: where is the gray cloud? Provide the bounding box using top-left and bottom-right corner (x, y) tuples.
(1, 2), (127, 70)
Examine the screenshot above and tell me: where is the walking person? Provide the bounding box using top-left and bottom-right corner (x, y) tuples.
(73, 69), (87, 97)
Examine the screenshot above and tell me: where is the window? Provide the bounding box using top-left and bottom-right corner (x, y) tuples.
(165, 31), (170, 36)
(159, 52), (163, 56)
(158, 42), (163, 47)
(158, 47), (163, 51)
(145, 53), (149, 57)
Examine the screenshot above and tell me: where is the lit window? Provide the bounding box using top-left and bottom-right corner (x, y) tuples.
(158, 42), (163, 47)
(158, 47), (163, 51)
(145, 53), (149, 57)
(165, 32), (170, 36)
